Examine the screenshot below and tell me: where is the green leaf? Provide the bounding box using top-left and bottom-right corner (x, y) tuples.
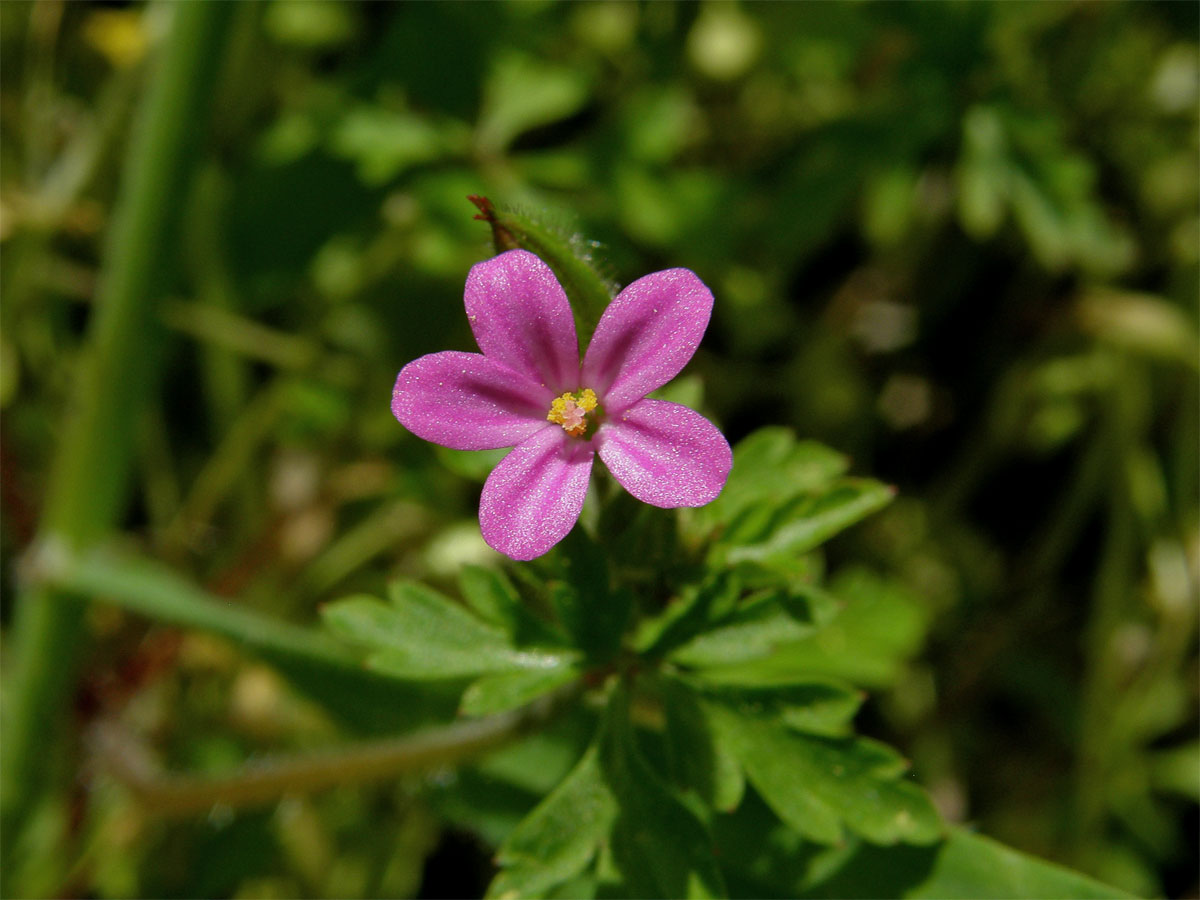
(457, 564), (523, 630)
(707, 702), (941, 846)
(491, 685), (728, 898)
(668, 594), (818, 669)
(328, 105), (453, 185)
(431, 713), (593, 848)
(687, 677), (865, 738)
(487, 744), (618, 899)
(48, 547), (453, 735)
(320, 582), (574, 680)
(805, 828), (1133, 899)
(601, 688), (727, 899)
(722, 478), (895, 564)
(477, 53), (592, 154)
(701, 429), (850, 528)
(659, 677), (745, 811)
(766, 567), (928, 688)
(679, 568), (927, 689)
(457, 565), (566, 646)
(634, 570), (742, 658)
(1149, 739), (1200, 801)
(460, 664), (581, 717)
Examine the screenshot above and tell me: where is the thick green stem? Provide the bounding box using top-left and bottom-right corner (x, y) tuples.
(1, 0), (233, 851)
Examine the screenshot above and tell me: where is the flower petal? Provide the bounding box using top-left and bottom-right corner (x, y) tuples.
(465, 249), (580, 393)
(480, 427), (594, 560)
(596, 399), (731, 508)
(392, 351), (550, 450)
(582, 268), (713, 412)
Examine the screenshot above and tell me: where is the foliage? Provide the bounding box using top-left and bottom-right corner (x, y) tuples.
(1, 1), (1195, 898)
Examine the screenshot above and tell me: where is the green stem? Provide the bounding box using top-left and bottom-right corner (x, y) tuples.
(1073, 355), (1141, 863)
(1, 0), (234, 850)
(91, 682), (581, 819)
(161, 300), (321, 369)
(161, 381), (286, 556)
(40, 545), (359, 673)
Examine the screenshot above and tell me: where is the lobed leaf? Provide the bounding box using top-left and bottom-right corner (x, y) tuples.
(633, 570), (742, 658)
(487, 745), (618, 900)
(673, 568), (928, 690)
(321, 583), (574, 680)
(701, 428), (850, 528)
(805, 828), (1133, 899)
(707, 702), (942, 847)
(460, 664), (582, 717)
(600, 688), (727, 899)
(686, 676), (865, 738)
(721, 478), (895, 564)
(659, 677), (745, 812)
(457, 564), (565, 646)
(667, 596), (818, 670)
(488, 687), (727, 899)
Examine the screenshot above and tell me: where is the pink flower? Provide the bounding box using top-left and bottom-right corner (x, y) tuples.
(391, 249), (732, 560)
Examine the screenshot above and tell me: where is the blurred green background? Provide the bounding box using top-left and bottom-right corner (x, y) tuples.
(1, 1), (1196, 897)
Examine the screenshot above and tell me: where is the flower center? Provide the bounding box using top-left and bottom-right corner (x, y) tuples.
(547, 388), (600, 438)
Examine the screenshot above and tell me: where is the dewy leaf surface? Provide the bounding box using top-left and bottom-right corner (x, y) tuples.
(707, 701), (942, 846)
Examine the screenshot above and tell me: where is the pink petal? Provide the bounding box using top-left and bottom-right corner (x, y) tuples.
(581, 268), (713, 413)
(465, 249), (580, 394)
(596, 399), (731, 508)
(392, 351), (550, 450)
(480, 427), (594, 560)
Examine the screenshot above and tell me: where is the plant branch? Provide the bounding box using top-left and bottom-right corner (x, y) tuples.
(90, 682), (583, 819)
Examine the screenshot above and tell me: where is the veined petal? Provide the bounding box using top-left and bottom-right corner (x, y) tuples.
(392, 351), (550, 450)
(465, 249), (580, 393)
(582, 268), (713, 412)
(480, 427), (594, 560)
(597, 399), (731, 508)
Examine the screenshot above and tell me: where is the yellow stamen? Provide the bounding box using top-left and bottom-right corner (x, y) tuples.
(547, 388), (600, 437)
